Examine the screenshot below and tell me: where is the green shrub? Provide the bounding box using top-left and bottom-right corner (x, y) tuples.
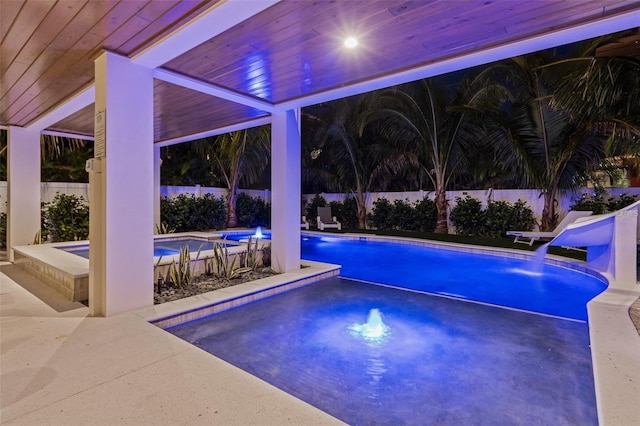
(368, 197), (437, 232)
(329, 197), (358, 228)
(413, 197), (437, 232)
(160, 194), (227, 232)
(236, 193), (270, 228)
(369, 198), (395, 230)
(392, 199), (417, 231)
(42, 193), (90, 242)
(510, 200), (536, 233)
(449, 196), (484, 236)
(483, 200), (535, 237)
(450, 196), (535, 237)
(571, 192), (638, 214)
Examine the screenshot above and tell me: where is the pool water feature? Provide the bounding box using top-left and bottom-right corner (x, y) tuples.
(167, 277), (597, 425)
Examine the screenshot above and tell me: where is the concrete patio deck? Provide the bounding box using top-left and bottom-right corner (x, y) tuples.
(0, 263), (342, 425)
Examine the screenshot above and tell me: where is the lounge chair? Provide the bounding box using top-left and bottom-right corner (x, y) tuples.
(301, 216), (310, 230)
(317, 206), (341, 231)
(507, 210), (593, 246)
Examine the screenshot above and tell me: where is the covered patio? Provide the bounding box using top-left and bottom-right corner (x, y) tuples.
(1, 1), (639, 423)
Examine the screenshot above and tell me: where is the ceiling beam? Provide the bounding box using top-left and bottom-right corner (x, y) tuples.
(274, 9), (640, 112)
(154, 68), (276, 113)
(26, 85), (95, 132)
(133, 0), (281, 69)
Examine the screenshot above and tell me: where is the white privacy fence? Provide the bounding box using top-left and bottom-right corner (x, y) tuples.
(1, 182), (638, 225)
(304, 188), (640, 224)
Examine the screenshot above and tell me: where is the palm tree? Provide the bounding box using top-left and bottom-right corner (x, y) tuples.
(549, 35), (640, 163)
(192, 126), (270, 228)
(377, 72), (508, 233)
(0, 130), (89, 181)
(485, 54), (612, 231)
(305, 91), (419, 229)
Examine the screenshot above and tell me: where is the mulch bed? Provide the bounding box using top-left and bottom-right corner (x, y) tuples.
(154, 268), (278, 305)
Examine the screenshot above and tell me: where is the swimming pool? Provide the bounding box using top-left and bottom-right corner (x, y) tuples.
(167, 277), (597, 425)
(57, 237), (238, 258)
(299, 235), (606, 321)
(162, 232), (605, 424)
(222, 231), (605, 321)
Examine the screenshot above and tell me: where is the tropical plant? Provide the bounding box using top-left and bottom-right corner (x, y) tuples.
(169, 246), (192, 288)
(369, 198), (395, 230)
(449, 196), (534, 237)
(304, 90), (419, 229)
(42, 193), (90, 242)
(571, 192), (638, 214)
(377, 71), (509, 233)
(0, 130), (91, 182)
(449, 196), (484, 236)
(485, 33), (640, 231)
(155, 222), (175, 235)
(208, 242), (251, 280)
(160, 194), (227, 232)
(329, 197), (359, 229)
(192, 126), (271, 228)
(235, 193), (270, 228)
(242, 237), (260, 272)
(483, 199), (535, 237)
(368, 197), (438, 232)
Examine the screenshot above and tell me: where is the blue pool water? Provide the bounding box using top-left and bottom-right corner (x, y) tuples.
(167, 277), (597, 425)
(58, 238), (237, 259)
(221, 231), (605, 321)
(299, 235), (606, 321)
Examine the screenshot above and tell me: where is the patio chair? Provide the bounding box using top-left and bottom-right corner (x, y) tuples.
(506, 210), (593, 246)
(317, 206), (341, 231)
(301, 216), (310, 230)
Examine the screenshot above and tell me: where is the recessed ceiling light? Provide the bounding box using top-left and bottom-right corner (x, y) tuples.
(344, 37), (358, 49)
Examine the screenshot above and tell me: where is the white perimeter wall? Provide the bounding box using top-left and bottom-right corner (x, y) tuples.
(1, 182), (638, 227)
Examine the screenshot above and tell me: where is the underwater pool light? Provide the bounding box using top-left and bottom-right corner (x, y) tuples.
(349, 308), (390, 342)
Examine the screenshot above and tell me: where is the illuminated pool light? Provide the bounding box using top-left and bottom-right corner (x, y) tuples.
(344, 37), (358, 48)
(349, 308), (390, 342)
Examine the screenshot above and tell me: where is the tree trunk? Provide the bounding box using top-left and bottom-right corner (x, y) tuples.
(434, 187), (448, 234)
(226, 187), (237, 228)
(356, 192), (367, 229)
(539, 189), (558, 232)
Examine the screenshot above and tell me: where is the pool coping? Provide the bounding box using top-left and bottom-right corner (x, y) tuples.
(136, 260), (341, 328)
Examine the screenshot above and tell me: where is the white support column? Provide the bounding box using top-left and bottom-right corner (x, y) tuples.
(612, 210), (638, 288)
(6, 126), (40, 261)
(90, 51), (154, 317)
(153, 145), (161, 231)
(271, 110), (301, 272)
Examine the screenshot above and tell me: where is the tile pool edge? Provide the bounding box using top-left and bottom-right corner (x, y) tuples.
(136, 260), (340, 328)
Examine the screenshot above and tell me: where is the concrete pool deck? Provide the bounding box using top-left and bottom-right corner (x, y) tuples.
(0, 261), (344, 425)
(1, 244), (639, 424)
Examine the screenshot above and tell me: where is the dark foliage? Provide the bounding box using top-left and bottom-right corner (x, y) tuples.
(160, 194), (227, 232)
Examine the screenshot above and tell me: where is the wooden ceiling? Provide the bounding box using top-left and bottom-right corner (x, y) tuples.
(2, 0), (640, 143)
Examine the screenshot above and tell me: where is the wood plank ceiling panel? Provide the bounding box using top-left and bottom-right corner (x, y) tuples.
(165, 0), (640, 106)
(0, 0), (214, 128)
(153, 80), (269, 142)
(48, 104), (95, 136)
(2, 0), (640, 140)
